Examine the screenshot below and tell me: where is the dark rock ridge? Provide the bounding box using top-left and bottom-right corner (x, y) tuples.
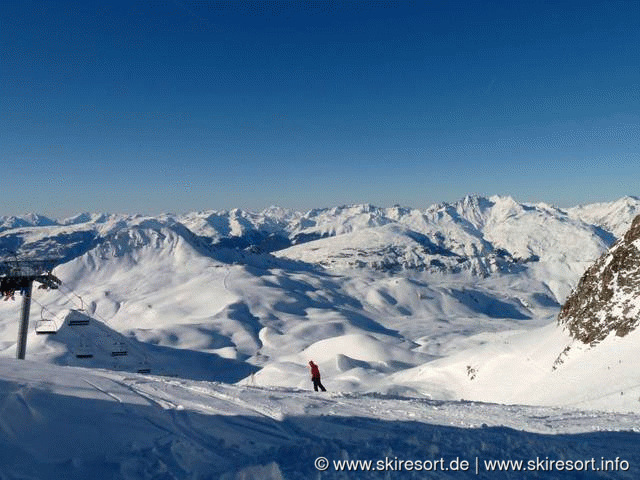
(558, 215), (640, 344)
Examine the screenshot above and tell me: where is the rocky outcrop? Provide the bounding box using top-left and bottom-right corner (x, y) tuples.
(558, 215), (640, 344)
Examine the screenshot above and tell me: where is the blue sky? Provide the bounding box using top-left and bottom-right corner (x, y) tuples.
(1, 0), (639, 217)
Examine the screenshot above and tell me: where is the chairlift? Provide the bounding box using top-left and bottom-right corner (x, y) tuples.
(35, 320), (57, 335)
(75, 294), (85, 312)
(75, 345), (93, 359)
(68, 313), (90, 326)
(137, 356), (150, 374)
(35, 308), (58, 335)
(74, 336), (93, 359)
(64, 289), (85, 311)
(111, 341), (128, 357)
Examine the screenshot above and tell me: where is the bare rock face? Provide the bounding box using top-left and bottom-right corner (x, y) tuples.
(558, 215), (640, 344)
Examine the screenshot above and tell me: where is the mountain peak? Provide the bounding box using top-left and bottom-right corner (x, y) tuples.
(620, 195), (640, 202)
(0, 213), (57, 229)
(62, 212), (114, 225)
(460, 193), (494, 205)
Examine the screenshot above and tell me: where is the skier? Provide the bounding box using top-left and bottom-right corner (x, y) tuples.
(308, 360), (326, 392)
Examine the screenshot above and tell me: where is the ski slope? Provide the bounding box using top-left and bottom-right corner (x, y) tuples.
(2, 358), (639, 479)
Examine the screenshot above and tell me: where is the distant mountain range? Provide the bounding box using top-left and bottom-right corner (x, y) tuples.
(2, 195), (639, 275)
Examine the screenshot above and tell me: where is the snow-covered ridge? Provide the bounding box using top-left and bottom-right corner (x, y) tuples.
(2, 196), (639, 276)
(559, 214), (640, 344)
(567, 195), (640, 238)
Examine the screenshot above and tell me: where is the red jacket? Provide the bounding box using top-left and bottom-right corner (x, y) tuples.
(309, 362), (320, 379)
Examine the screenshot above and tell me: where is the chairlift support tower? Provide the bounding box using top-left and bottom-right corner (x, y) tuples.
(0, 259), (61, 359)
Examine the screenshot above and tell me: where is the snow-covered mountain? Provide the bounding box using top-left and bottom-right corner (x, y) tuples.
(389, 213), (640, 413)
(0, 195), (637, 390)
(2, 195), (640, 478)
(568, 196), (640, 238)
(4, 194), (637, 273)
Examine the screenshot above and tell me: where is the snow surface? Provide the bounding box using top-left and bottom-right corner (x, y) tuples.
(1, 195), (640, 478)
(2, 358), (640, 479)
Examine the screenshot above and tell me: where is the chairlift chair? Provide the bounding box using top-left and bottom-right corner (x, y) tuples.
(137, 356), (151, 374)
(63, 290), (86, 311)
(36, 320), (58, 335)
(68, 313), (90, 326)
(111, 341), (128, 357)
(75, 347), (94, 359)
(35, 321), (57, 335)
(35, 308), (58, 335)
(75, 339), (93, 359)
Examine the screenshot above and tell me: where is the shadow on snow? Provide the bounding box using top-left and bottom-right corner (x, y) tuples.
(0, 380), (637, 480)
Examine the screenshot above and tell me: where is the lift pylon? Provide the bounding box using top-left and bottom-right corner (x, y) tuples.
(0, 258), (61, 359)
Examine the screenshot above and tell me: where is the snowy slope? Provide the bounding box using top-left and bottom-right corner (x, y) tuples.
(273, 223), (465, 272)
(568, 196), (640, 238)
(391, 321), (640, 413)
(1, 196), (640, 478)
(392, 213), (640, 413)
(1, 195), (638, 398)
(1, 358), (639, 479)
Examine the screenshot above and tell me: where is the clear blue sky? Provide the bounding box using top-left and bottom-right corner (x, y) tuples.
(2, 0), (639, 217)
